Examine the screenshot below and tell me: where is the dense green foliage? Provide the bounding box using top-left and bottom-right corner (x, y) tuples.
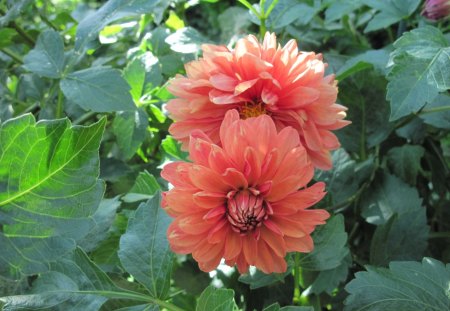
(0, 0), (449, 310)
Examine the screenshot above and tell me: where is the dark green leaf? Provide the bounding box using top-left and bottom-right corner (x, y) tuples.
(239, 256), (293, 289)
(0, 0), (32, 27)
(325, 0), (364, 23)
(113, 109), (149, 160)
(60, 67), (135, 112)
(0, 248), (117, 310)
(122, 170), (160, 203)
(0, 114), (105, 278)
(387, 26), (450, 120)
(344, 258), (450, 311)
(118, 193), (173, 299)
(363, 0), (421, 33)
(23, 30), (65, 79)
(420, 94), (450, 129)
(309, 254), (351, 295)
(299, 215), (349, 271)
(336, 49), (390, 81)
(386, 145), (425, 185)
(196, 286), (236, 311)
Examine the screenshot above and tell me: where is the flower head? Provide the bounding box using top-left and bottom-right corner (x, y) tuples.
(166, 32), (349, 170)
(422, 0), (450, 20)
(161, 110), (329, 274)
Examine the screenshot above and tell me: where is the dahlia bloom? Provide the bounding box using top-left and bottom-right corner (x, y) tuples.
(161, 110), (329, 274)
(166, 32), (349, 170)
(422, 0), (450, 20)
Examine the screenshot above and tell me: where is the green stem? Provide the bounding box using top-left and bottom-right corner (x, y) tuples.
(420, 105), (450, 114)
(259, 0), (266, 39)
(10, 21), (35, 46)
(360, 100), (367, 161)
(237, 0), (260, 18)
(429, 232), (450, 239)
(76, 290), (185, 311)
(292, 252), (302, 305)
(38, 9), (58, 30)
(265, 0), (279, 18)
(56, 89), (64, 118)
(0, 47), (23, 63)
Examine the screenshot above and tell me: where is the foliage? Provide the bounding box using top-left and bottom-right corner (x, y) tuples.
(0, 0), (449, 310)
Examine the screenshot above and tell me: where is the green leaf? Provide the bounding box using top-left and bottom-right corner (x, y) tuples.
(161, 136), (189, 160)
(196, 286), (236, 311)
(387, 26), (450, 121)
(239, 256), (293, 289)
(60, 67), (135, 112)
(344, 257), (450, 311)
(0, 0), (32, 27)
(420, 94), (450, 129)
(79, 196), (121, 252)
(361, 173), (423, 225)
(112, 109), (149, 160)
(0, 28), (16, 48)
(23, 30), (65, 79)
(218, 7), (251, 43)
(122, 170), (160, 203)
(336, 49), (390, 81)
(165, 27), (208, 54)
(118, 193), (173, 299)
(299, 214), (349, 271)
(363, 0), (421, 33)
(386, 145), (425, 185)
(75, 0), (167, 50)
(0, 248), (117, 310)
(263, 304), (314, 311)
(325, 0), (364, 23)
(0, 114), (105, 278)
(309, 254), (351, 295)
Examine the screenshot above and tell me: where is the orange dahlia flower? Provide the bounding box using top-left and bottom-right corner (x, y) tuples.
(167, 32), (349, 170)
(161, 110), (329, 274)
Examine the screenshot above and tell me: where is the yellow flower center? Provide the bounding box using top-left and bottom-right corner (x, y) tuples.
(240, 102), (266, 119)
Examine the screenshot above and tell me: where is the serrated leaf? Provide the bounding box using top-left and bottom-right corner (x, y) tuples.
(196, 286), (236, 311)
(60, 67), (135, 112)
(118, 193), (173, 299)
(113, 109), (149, 160)
(344, 258), (450, 311)
(363, 0), (420, 33)
(386, 145), (425, 185)
(387, 26), (450, 121)
(23, 30), (65, 79)
(0, 248), (116, 310)
(299, 215), (349, 271)
(0, 114), (105, 278)
(75, 0), (166, 50)
(361, 173), (423, 225)
(122, 170), (160, 203)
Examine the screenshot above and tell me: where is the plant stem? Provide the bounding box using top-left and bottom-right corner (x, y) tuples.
(237, 0), (260, 18)
(38, 9), (58, 30)
(0, 48), (23, 63)
(421, 105), (450, 114)
(259, 0), (266, 39)
(10, 21), (35, 46)
(56, 89), (64, 118)
(292, 252), (302, 305)
(265, 0), (279, 18)
(360, 99), (367, 161)
(429, 232), (450, 239)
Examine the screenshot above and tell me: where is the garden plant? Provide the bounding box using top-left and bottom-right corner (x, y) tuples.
(0, 0), (449, 310)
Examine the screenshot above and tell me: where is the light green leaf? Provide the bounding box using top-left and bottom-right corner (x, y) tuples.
(363, 0), (421, 33)
(161, 136), (189, 160)
(122, 170), (160, 203)
(344, 258), (450, 311)
(0, 248), (117, 310)
(0, 114), (105, 278)
(336, 49), (390, 81)
(118, 193), (173, 299)
(299, 215), (349, 271)
(60, 67), (135, 112)
(165, 27), (208, 54)
(386, 145), (425, 185)
(196, 286), (236, 311)
(387, 26), (450, 120)
(112, 109), (149, 160)
(0, 28), (16, 48)
(75, 0), (167, 50)
(23, 30), (65, 79)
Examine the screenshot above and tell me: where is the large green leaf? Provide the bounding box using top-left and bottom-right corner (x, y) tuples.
(118, 193), (174, 299)
(60, 67), (135, 112)
(0, 114), (105, 278)
(309, 254), (351, 295)
(420, 94), (450, 129)
(23, 30), (65, 79)
(299, 214), (349, 271)
(344, 258), (450, 311)
(387, 26), (450, 120)
(121, 170), (160, 203)
(0, 248), (117, 310)
(75, 0), (169, 50)
(363, 0), (420, 33)
(336, 49), (390, 81)
(196, 286), (236, 311)
(386, 145), (425, 185)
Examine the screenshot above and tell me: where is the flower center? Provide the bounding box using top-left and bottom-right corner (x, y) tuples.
(239, 102), (266, 119)
(226, 189), (268, 234)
